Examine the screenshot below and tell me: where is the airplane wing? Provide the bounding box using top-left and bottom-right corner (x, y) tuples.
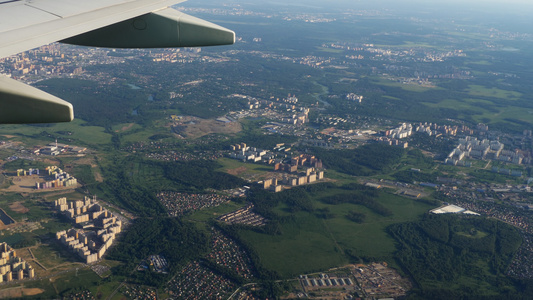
(0, 0), (235, 124)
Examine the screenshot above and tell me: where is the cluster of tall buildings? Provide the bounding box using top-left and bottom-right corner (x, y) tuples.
(290, 154), (323, 169)
(346, 93), (363, 103)
(446, 136), (524, 166)
(247, 94), (309, 125)
(415, 122), (474, 137)
(384, 123), (413, 139)
(0, 243), (34, 282)
(16, 168), (39, 176)
(55, 197), (122, 264)
(35, 166), (77, 189)
(228, 143), (275, 163)
(269, 154), (326, 191)
(274, 153), (323, 174)
(281, 108), (309, 125)
(375, 137), (409, 148)
(375, 123), (413, 148)
(281, 168), (325, 188)
(0, 44), (67, 77)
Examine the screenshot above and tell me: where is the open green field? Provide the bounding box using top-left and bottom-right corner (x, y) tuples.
(239, 211), (348, 277)
(52, 267), (102, 294)
(119, 123), (172, 144)
(472, 106), (533, 125)
(371, 77), (438, 92)
(32, 243), (78, 269)
(456, 230), (489, 239)
(238, 189), (435, 277)
(0, 119), (112, 146)
(91, 281), (122, 299)
(422, 98), (533, 127)
(467, 85), (522, 100)
(126, 158), (170, 188)
(422, 98), (493, 111)
(42, 191), (87, 203)
(187, 200), (243, 222)
(184, 201), (244, 231)
(0, 194), (56, 223)
(217, 157), (275, 178)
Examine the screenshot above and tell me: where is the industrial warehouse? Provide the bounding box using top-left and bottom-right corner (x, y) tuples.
(55, 197), (122, 264)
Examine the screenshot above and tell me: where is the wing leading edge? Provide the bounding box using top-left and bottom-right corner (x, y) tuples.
(0, 0), (235, 124)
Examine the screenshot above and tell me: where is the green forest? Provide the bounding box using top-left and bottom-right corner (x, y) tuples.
(389, 214), (525, 299)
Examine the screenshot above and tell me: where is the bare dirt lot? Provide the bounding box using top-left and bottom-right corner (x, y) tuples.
(0, 287), (44, 298)
(9, 201), (29, 214)
(226, 166), (248, 176)
(115, 123), (134, 133)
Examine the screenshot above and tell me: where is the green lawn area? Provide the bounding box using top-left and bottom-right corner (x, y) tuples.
(32, 243), (76, 269)
(323, 193), (432, 258)
(123, 158), (174, 191)
(237, 189), (434, 277)
(91, 281), (122, 299)
(323, 170), (357, 185)
(118, 119), (176, 144)
(184, 201), (243, 225)
(119, 126), (171, 143)
(239, 211), (348, 277)
(52, 267), (102, 294)
(217, 158), (275, 176)
(456, 230), (489, 239)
